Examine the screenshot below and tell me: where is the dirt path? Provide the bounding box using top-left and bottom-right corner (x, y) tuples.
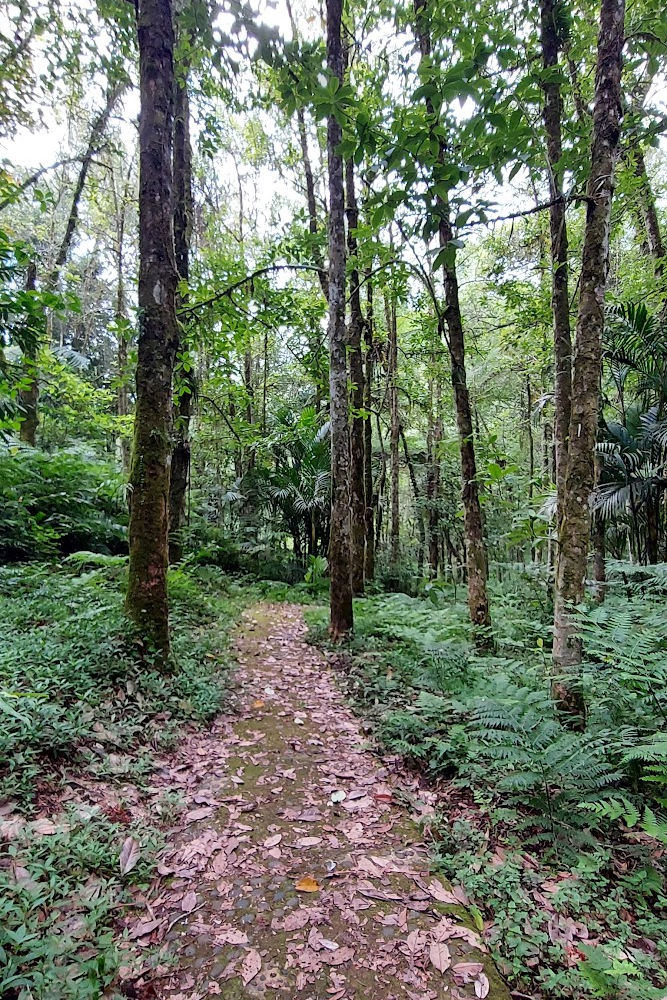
(122, 604), (508, 1000)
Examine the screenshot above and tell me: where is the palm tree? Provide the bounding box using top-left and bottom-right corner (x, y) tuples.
(594, 303), (667, 563)
(255, 406), (331, 561)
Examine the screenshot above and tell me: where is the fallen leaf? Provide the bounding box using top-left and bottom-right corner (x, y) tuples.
(321, 946), (354, 966)
(32, 819), (57, 835)
(240, 949), (261, 985)
(429, 941), (451, 973)
(281, 909), (310, 930)
(330, 790), (346, 804)
(264, 834), (282, 849)
(252, 700), (265, 708)
(119, 837), (140, 875)
(127, 919), (161, 940)
(296, 836), (322, 848)
(185, 806), (214, 822)
(426, 880), (460, 905)
(475, 972), (490, 998)
(452, 962), (484, 984)
(295, 876), (320, 893)
(181, 890), (197, 912)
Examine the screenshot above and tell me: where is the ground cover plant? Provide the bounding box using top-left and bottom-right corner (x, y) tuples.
(306, 569), (667, 999)
(0, 560), (246, 998)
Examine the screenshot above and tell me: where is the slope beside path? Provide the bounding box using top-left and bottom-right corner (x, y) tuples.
(120, 603), (509, 1000)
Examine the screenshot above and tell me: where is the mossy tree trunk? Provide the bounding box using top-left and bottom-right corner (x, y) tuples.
(540, 0), (572, 540)
(126, 0), (179, 659)
(553, 0), (625, 697)
(326, 0), (353, 639)
(168, 60), (194, 564)
(346, 159), (366, 594)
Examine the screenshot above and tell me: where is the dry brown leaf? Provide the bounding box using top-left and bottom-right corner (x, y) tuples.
(320, 946), (354, 966)
(240, 949), (261, 985)
(281, 909), (310, 931)
(181, 890), (197, 913)
(127, 919), (161, 940)
(429, 941), (451, 973)
(296, 836), (322, 848)
(295, 876), (320, 893)
(452, 962), (484, 984)
(264, 834), (282, 848)
(475, 972), (490, 998)
(31, 819), (57, 836)
(426, 880), (459, 905)
(119, 836), (140, 875)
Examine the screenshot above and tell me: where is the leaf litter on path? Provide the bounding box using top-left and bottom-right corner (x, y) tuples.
(117, 603), (508, 1000)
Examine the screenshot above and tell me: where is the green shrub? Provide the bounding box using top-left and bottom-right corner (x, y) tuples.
(0, 445), (127, 561)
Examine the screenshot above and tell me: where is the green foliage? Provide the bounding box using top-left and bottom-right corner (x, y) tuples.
(0, 562), (246, 805)
(0, 809), (160, 999)
(0, 445), (127, 561)
(308, 585), (667, 1000)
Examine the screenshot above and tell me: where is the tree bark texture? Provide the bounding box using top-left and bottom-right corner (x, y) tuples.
(553, 0), (625, 681)
(386, 294), (400, 566)
(540, 0), (572, 528)
(346, 159), (366, 593)
(326, 0), (353, 639)
(126, 0), (179, 658)
(364, 272), (375, 580)
(168, 65), (193, 564)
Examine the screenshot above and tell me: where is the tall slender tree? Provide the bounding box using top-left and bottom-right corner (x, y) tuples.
(168, 52), (194, 564)
(553, 0), (626, 688)
(126, 0), (179, 657)
(326, 0), (353, 638)
(413, 0), (491, 635)
(346, 159), (366, 593)
(540, 0), (572, 531)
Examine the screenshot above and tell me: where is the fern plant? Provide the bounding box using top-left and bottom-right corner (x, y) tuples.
(465, 680), (623, 843)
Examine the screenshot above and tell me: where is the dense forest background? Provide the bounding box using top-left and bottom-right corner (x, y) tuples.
(1, 0), (667, 997)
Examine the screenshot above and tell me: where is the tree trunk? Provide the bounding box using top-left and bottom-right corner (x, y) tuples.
(326, 0), (353, 639)
(113, 163), (133, 473)
(540, 0), (573, 544)
(386, 294), (400, 566)
(426, 379), (441, 578)
(18, 262), (38, 445)
(413, 0), (491, 635)
(167, 63), (193, 565)
(401, 426), (425, 574)
(553, 0), (625, 692)
(126, 0), (179, 659)
(364, 270), (375, 581)
(346, 159), (366, 594)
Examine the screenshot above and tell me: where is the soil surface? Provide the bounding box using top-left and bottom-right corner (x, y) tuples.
(121, 603), (509, 999)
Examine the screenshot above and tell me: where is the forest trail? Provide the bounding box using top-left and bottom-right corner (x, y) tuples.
(123, 604), (508, 1000)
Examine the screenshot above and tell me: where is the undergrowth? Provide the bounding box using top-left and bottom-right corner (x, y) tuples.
(306, 569), (667, 1000)
(0, 558), (247, 998)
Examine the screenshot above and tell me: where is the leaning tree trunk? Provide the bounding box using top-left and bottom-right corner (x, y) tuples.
(413, 0), (491, 635)
(346, 159), (366, 594)
(326, 0), (353, 639)
(168, 63), (194, 564)
(553, 0), (625, 693)
(426, 377), (441, 578)
(540, 0), (572, 531)
(126, 0), (179, 659)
